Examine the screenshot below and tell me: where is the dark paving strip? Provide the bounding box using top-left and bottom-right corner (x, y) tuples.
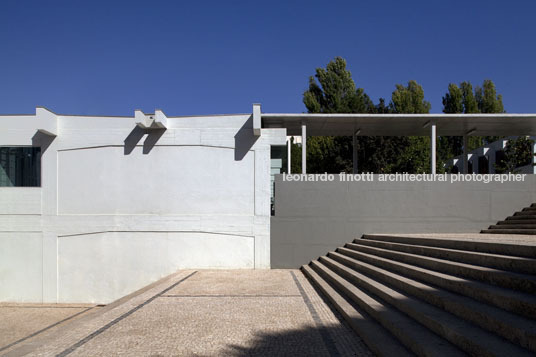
(290, 271), (340, 357)
(56, 271), (197, 357)
(0, 305), (93, 309)
(160, 294), (302, 298)
(0, 307), (94, 353)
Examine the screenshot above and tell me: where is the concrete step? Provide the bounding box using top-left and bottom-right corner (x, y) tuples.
(522, 207), (536, 212)
(363, 234), (536, 258)
(497, 220), (536, 225)
(513, 211), (536, 216)
(337, 247), (536, 319)
(345, 242), (536, 294)
(482, 229), (536, 235)
(301, 265), (412, 357)
(531, 203), (536, 208)
(328, 251), (536, 352)
(318, 256), (532, 357)
(489, 224), (536, 230)
(353, 238), (536, 274)
(505, 215), (536, 221)
(308, 260), (465, 357)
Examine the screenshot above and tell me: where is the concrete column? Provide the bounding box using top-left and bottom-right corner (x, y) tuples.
(301, 124), (306, 174)
(533, 141), (536, 174)
(488, 147), (496, 174)
(463, 135), (468, 174)
(430, 123), (436, 174)
(352, 134), (358, 174)
(287, 137), (291, 174)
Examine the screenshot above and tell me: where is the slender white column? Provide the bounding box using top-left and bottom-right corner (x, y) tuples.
(430, 123), (436, 174)
(301, 124), (307, 174)
(353, 133), (358, 174)
(533, 141), (536, 174)
(463, 135), (468, 174)
(287, 137), (291, 174)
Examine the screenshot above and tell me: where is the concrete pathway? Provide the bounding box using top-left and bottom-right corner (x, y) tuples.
(2, 270), (371, 356)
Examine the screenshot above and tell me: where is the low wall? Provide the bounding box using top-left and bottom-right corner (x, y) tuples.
(271, 174), (536, 268)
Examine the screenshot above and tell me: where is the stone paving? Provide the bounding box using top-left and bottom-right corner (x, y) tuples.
(0, 304), (96, 356)
(2, 270), (372, 357)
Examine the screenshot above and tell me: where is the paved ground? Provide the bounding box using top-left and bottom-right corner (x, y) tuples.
(0, 304), (96, 356)
(1, 270), (372, 357)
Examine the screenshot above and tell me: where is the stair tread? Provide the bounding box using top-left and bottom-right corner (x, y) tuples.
(506, 215), (536, 220)
(328, 251), (536, 352)
(497, 220), (536, 225)
(301, 265), (412, 357)
(346, 242), (536, 293)
(354, 238), (536, 274)
(309, 260), (465, 357)
(337, 246), (536, 319)
(363, 233), (536, 258)
(489, 224), (536, 229)
(318, 256), (532, 357)
(513, 211), (536, 216)
(482, 229), (536, 234)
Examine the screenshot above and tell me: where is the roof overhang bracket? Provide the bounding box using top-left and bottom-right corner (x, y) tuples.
(135, 109), (167, 129)
(253, 103), (261, 136)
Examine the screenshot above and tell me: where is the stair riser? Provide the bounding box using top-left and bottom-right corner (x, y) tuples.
(505, 215), (536, 220)
(320, 257), (510, 357)
(309, 262), (437, 357)
(363, 234), (536, 258)
(301, 265), (413, 357)
(489, 225), (536, 229)
(481, 229), (536, 235)
(339, 247), (536, 318)
(514, 211), (536, 216)
(328, 252), (536, 352)
(354, 240), (536, 274)
(514, 211), (536, 219)
(497, 221), (536, 225)
(346, 243), (536, 294)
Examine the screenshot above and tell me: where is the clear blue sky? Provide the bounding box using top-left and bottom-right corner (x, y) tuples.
(1, 0), (535, 116)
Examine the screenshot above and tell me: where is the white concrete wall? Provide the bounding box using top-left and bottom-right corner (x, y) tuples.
(0, 108), (286, 303)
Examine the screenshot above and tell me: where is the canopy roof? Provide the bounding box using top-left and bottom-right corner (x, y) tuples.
(261, 113), (536, 136)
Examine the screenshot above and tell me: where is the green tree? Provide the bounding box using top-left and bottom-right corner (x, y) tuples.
(460, 82), (479, 113)
(303, 57), (398, 173)
(390, 80), (431, 114)
(476, 80), (504, 114)
(495, 137), (534, 173)
(442, 80), (508, 171)
(442, 83), (463, 114)
(389, 80), (432, 173)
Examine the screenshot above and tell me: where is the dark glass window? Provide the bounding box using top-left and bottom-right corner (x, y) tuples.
(0, 147), (41, 187)
(478, 156), (489, 174)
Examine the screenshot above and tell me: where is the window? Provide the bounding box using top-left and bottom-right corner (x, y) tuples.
(478, 156), (489, 174)
(0, 147), (41, 187)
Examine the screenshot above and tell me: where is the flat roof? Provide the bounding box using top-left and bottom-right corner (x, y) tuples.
(261, 113), (536, 136)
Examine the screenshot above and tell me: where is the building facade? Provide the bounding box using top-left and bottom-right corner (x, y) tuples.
(0, 106), (285, 303)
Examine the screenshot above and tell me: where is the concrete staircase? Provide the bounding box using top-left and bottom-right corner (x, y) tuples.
(482, 203), (536, 235)
(302, 234), (536, 356)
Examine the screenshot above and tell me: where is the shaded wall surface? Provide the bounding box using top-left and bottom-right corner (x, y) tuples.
(271, 174), (536, 268)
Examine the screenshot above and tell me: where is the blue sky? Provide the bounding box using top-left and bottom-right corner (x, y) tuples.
(1, 0), (535, 115)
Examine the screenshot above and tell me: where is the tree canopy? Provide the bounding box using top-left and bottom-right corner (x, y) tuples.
(298, 57), (520, 175)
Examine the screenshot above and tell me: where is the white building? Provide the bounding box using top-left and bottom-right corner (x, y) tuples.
(445, 136), (536, 174)
(0, 105), (285, 303)
(3, 107), (536, 304)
